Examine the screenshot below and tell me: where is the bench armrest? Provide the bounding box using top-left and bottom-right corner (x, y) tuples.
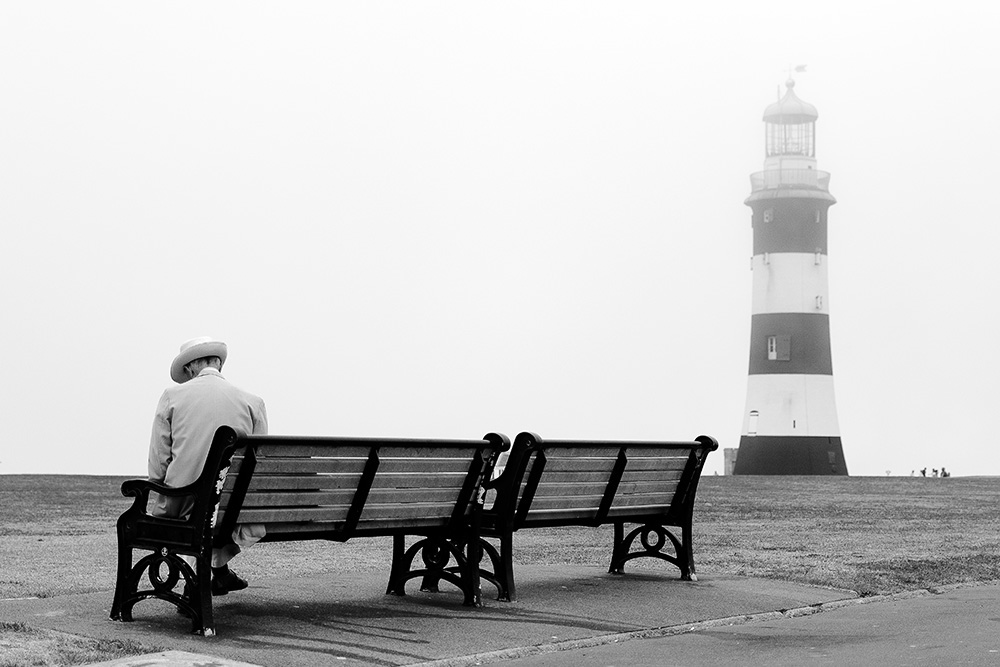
(120, 477), (201, 514)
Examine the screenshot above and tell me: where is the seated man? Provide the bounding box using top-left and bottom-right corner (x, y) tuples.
(148, 336), (268, 594)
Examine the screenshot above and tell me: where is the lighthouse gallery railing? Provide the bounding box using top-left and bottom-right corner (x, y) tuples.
(749, 169), (830, 193)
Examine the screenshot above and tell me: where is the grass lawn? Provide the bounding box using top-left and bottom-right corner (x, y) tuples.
(1, 473), (999, 664)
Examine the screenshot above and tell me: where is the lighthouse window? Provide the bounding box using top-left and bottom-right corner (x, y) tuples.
(767, 335), (791, 361)
(763, 208), (774, 223)
(766, 122), (815, 157)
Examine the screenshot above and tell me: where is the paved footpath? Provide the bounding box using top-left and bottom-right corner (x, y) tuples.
(2, 565), (997, 666)
(490, 583), (1000, 667)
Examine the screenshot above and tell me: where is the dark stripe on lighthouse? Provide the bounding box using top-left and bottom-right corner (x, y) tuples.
(751, 200), (831, 255)
(748, 313), (833, 375)
(734, 435), (848, 475)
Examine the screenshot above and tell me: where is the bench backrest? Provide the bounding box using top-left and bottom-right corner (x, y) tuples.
(487, 432), (718, 530)
(215, 432), (508, 541)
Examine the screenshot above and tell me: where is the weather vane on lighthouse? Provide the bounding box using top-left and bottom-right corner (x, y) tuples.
(733, 73), (849, 475)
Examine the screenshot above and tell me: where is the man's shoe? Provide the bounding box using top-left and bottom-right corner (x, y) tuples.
(211, 566), (249, 596)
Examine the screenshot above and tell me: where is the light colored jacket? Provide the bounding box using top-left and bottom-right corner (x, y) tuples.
(148, 367), (267, 517)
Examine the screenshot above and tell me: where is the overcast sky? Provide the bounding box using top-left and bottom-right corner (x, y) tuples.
(2, 2), (998, 477)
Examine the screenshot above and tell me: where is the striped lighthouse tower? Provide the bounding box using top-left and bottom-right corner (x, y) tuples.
(733, 78), (848, 475)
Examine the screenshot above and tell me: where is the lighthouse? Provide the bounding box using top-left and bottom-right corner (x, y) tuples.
(733, 79), (848, 475)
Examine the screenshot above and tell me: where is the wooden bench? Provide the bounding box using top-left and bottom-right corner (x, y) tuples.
(111, 426), (508, 635)
(475, 431), (718, 602)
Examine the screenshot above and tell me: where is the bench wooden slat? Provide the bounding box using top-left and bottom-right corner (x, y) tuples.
(236, 474), (364, 491)
(522, 494), (604, 510)
(260, 517), (473, 537)
(252, 442), (490, 458)
(541, 446), (693, 457)
(237, 507), (349, 524)
(243, 459), (368, 475)
(535, 456), (692, 473)
(523, 478), (683, 499)
(541, 450), (692, 460)
(532, 456), (617, 471)
(254, 444), (372, 458)
(535, 441), (704, 452)
(618, 457), (693, 472)
(614, 487), (681, 502)
(223, 486), (464, 508)
(514, 507), (605, 523)
(604, 504), (676, 519)
(519, 467), (686, 487)
(244, 456), (478, 476)
(227, 471), (474, 492)
(618, 466), (687, 479)
(617, 447), (697, 458)
(367, 458), (481, 474)
(609, 493), (676, 508)
(518, 469), (613, 484)
(523, 490), (677, 512)
(237, 501), (466, 524)
(518, 503), (675, 524)
(370, 472), (471, 488)
(593, 469), (689, 484)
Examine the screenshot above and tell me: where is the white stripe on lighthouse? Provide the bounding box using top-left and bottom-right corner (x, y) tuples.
(741, 374), (841, 437)
(751, 252), (829, 315)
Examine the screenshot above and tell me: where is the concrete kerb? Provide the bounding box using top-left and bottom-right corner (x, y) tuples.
(404, 580), (1000, 667)
(80, 650), (266, 667)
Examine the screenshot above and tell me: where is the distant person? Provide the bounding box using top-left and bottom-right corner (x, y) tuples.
(941, 467), (949, 478)
(920, 468), (927, 477)
(148, 336), (268, 595)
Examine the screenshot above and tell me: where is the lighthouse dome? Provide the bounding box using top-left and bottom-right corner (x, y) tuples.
(763, 79), (818, 124)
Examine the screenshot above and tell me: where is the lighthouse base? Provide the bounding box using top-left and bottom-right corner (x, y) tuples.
(733, 436), (848, 475)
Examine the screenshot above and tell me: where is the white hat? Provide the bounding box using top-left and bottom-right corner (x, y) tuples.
(170, 336), (228, 384)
